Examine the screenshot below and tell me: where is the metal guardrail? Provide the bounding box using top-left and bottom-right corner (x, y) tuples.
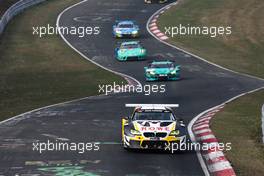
(0, 0), (46, 35)
(262, 104), (264, 143)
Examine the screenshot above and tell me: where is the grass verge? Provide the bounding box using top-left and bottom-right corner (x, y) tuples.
(0, 0), (124, 121)
(211, 90), (264, 176)
(158, 0), (264, 175)
(158, 0), (264, 78)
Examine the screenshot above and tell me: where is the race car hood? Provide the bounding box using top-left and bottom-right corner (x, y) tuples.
(133, 121), (176, 133)
(115, 27), (137, 33)
(146, 66), (180, 74)
(147, 68), (173, 74)
(118, 48), (144, 57)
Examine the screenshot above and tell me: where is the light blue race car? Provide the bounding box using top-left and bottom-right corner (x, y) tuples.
(144, 60), (180, 81)
(113, 20), (139, 38)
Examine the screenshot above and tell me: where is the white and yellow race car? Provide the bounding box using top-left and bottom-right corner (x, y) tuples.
(144, 0), (168, 4)
(122, 104), (186, 150)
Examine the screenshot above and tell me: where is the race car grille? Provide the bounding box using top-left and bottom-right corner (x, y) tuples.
(143, 132), (167, 138)
(141, 141), (168, 149)
(156, 132), (167, 138)
(144, 132), (155, 137)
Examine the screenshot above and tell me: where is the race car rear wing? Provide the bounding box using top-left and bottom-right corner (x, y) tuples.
(125, 104), (179, 110)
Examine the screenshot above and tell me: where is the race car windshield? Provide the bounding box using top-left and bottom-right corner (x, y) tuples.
(121, 44), (139, 49)
(133, 112), (175, 121)
(150, 63), (174, 68)
(118, 24), (134, 28)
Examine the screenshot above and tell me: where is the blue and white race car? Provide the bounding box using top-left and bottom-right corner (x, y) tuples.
(113, 20), (139, 38)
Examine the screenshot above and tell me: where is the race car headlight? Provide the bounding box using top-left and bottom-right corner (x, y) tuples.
(132, 30), (138, 34)
(130, 129), (141, 136)
(171, 70), (177, 74)
(115, 30), (122, 34)
(169, 130), (180, 136)
(140, 49), (145, 54)
(147, 70), (155, 75)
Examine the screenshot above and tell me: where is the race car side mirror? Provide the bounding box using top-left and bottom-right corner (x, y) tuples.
(178, 118), (185, 127)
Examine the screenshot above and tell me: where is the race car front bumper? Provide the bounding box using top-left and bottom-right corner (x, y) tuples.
(123, 134), (185, 150)
(117, 54), (146, 61)
(114, 32), (139, 38)
(145, 73), (180, 81)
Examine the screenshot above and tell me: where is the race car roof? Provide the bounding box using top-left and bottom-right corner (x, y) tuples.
(117, 20), (134, 25)
(126, 104), (179, 110)
(151, 61), (174, 65)
(121, 41), (139, 45)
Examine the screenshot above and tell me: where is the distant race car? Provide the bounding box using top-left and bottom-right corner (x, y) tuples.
(115, 41), (146, 61)
(113, 20), (139, 38)
(144, 0), (168, 3)
(122, 104), (186, 150)
(144, 60), (180, 81)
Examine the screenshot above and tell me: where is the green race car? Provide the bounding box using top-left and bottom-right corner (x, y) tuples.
(115, 41), (146, 61)
(144, 60), (180, 81)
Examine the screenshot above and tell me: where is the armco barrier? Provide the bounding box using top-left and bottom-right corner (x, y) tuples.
(0, 0), (46, 35)
(262, 104), (264, 143)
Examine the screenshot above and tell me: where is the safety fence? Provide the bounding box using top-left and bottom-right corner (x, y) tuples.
(0, 0), (46, 35)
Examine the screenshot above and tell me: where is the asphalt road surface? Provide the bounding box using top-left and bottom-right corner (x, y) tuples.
(0, 0), (264, 175)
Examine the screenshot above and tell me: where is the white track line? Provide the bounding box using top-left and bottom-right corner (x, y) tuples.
(146, 2), (264, 176)
(56, 0), (141, 87)
(146, 1), (264, 82)
(0, 0), (141, 126)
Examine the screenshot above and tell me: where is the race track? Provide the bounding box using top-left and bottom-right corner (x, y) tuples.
(0, 0), (264, 175)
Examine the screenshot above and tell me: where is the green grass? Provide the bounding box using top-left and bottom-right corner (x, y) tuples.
(0, 0), (124, 121)
(158, 0), (264, 175)
(158, 0), (264, 78)
(211, 90), (264, 176)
